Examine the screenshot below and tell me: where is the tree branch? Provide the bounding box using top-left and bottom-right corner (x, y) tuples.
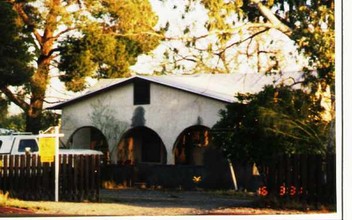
(53, 27), (76, 39)
(11, 2), (43, 46)
(0, 86), (29, 111)
(250, 0), (292, 36)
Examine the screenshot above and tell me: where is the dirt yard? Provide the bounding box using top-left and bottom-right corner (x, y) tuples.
(0, 188), (333, 216)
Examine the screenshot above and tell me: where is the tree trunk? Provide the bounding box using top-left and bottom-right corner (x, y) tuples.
(25, 58), (51, 133)
(23, 0), (58, 133)
(25, 111), (42, 134)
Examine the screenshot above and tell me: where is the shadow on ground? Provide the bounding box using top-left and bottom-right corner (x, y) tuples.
(100, 188), (255, 210)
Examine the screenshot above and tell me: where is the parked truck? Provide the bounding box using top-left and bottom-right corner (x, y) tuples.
(0, 129), (102, 202)
(0, 128), (103, 157)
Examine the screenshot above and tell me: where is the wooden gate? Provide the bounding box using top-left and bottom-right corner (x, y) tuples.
(0, 154), (101, 202)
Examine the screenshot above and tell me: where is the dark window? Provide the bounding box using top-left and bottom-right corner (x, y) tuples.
(18, 139), (39, 152)
(0, 140), (2, 149)
(134, 79), (150, 105)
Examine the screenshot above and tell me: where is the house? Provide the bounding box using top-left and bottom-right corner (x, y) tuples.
(49, 72), (302, 189)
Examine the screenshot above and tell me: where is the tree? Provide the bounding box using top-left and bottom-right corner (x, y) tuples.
(203, 0), (336, 155)
(212, 85), (332, 166)
(0, 114), (26, 132)
(0, 1), (33, 87)
(142, 1), (334, 103)
(146, 0), (335, 155)
(0, 0), (160, 133)
(152, 0), (334, 79)
(0, 1), (34, 127)
(0, 111), (60, 133)
(0, 98), (9, 124)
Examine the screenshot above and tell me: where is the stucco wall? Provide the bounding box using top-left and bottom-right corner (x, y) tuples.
(60, 82), (228, 164)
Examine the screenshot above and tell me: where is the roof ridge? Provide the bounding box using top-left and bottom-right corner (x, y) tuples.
(47, 72), (304, 110)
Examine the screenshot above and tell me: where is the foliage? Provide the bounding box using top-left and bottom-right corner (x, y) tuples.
(0, 98), (9, 122)
(0, 1), (33, 88)
(289, 2), (335, 92)
(212, 85), (332, 164)
(0, 111), (60, 132)
(58, 0), (160, 91)
(155, 0), (336, 164)
(39, 111), (61, 131)
(149, 0), (334, 95)
(0, 0), (160, 132)
(0, 113), (26, 132)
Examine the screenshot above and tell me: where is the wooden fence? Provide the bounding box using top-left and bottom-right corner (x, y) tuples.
(258, 154), (336, 205)
(0, 154), (101, 202)
(102, 162), (235, 190)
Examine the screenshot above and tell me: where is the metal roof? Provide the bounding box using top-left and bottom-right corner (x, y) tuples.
(48, 72), (304, 109)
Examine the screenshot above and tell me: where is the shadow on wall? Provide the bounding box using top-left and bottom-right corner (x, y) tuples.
(131, 106), (146, 127)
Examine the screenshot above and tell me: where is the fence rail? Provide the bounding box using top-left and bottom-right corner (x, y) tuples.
(0, 154), (101, 202)
(258, 154), (336, 205)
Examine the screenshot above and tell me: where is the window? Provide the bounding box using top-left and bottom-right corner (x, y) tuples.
(133, 79), (150, 105)
(18, 139), (39, 152)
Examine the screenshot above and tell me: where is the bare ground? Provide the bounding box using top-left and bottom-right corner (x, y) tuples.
(0, 188), (332, 216)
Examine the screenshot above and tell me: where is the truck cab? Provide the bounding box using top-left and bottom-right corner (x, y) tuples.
(0, 134), (38, 155)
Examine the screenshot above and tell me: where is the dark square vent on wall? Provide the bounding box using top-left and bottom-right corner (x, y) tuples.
(133, 79), (150, 105)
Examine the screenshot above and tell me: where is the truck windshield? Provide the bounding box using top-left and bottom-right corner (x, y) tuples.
(18, 139), (39, 152)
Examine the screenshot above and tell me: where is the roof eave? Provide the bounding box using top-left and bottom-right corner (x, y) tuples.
(46, 75), (235, 110)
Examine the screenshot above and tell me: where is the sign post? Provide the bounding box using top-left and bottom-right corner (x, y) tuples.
(39, 126), (64, 202)
(228, 159), (238, 191)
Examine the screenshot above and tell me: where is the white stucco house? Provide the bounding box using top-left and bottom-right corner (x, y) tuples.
(49, 72), (302, 188)
(50, 73), (302, 164)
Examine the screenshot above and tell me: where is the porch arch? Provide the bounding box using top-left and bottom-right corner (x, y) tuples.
(66, 126), (109, 154)
(116, 126), (167, 165)
(173, 125), (211, 165)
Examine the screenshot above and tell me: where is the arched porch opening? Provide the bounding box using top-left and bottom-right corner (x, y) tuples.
(173, 125), (211, 166)
(67, 126), (109, 157)
(116, 126), (167, 165)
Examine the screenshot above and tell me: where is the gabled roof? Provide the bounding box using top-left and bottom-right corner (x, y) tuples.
(48, 72), (304, 109)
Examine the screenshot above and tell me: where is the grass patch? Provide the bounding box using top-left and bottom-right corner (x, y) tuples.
(0, 191), (46, 212)
(0, 191), (25, 208)
(0, 191), (10, 206)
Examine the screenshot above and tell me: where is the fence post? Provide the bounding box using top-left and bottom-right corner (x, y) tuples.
(79, 155), (84, 201)
(292, 154), (299, 200)
(68, 155), (74, 201)
(300, 154), (308, 203)
(327, 154), (336, 204)
(276, 155), (284, 197)
(96, 155), (101, 201)
(0, 155), (3, 190)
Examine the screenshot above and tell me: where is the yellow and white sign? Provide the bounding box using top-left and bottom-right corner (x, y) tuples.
(39, 126), (64, 202)
(39, 137), (56, 163)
